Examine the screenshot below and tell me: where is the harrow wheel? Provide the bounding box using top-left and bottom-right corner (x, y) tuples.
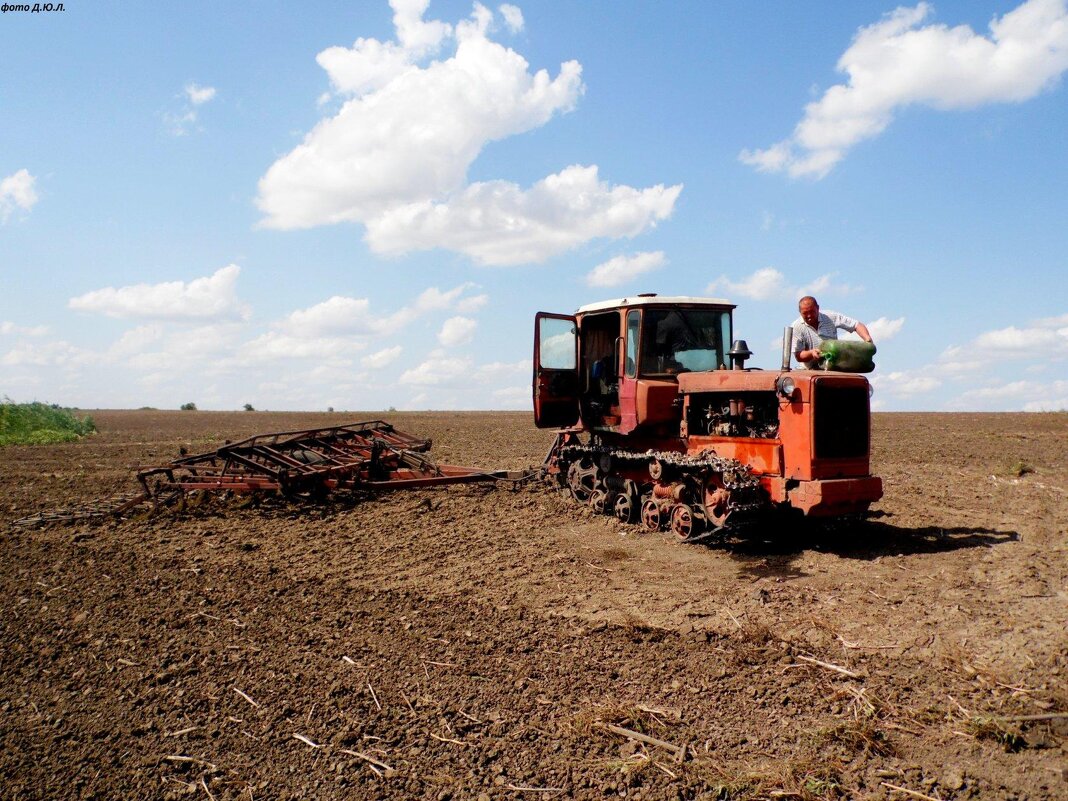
(640, 498), (662, 531)
(670, 504), (701, 541)
(567, 459), (599, 503)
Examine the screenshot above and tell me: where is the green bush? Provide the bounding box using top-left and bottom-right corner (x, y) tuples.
(180, 402), (197, 411)
(0, 400), (97, 446)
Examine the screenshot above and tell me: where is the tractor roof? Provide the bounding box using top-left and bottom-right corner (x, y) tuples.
(577, 295), (735, 314)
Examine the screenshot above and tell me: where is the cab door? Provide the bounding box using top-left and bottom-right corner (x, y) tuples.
(533, 312), (579, 429)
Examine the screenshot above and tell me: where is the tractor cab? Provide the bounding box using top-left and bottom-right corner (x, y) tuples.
(534, 295), (735, 435)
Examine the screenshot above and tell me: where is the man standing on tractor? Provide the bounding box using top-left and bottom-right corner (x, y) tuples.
(792, 296), (873, 369)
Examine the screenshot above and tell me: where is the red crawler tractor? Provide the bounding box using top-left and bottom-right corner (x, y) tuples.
(534, 294), (882, 541)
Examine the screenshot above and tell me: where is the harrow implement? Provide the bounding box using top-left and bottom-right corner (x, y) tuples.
(13, 420), (533, 528)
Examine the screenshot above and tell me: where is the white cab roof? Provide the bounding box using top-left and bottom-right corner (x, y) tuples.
(576, 295), (735, 313)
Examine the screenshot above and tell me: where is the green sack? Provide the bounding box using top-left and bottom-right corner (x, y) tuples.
(818, 339), (876, 373)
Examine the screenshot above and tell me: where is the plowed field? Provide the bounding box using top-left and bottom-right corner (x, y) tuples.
(2, 410), (1066, 800)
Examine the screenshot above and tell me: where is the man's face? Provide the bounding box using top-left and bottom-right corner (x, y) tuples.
(799, 300), (819, 327)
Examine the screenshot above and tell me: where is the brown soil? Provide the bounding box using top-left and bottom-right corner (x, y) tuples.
(2, 410), (1066, 800)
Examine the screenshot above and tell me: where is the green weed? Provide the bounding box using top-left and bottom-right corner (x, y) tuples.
(0, 399), (96, 446)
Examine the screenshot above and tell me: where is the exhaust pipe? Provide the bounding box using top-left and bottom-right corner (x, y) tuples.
(781, 326), (793, 371)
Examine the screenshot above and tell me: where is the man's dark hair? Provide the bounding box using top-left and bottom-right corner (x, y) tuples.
(798, 295), (818, 307)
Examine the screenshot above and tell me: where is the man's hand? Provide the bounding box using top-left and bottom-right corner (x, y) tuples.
(855, 322), (873, 344)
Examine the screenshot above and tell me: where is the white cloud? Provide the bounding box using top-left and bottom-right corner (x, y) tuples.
(866, 316), (905, 342)
(705, 267), (855, 302)
(166, 82), (216, 135)
(455, 293), (489, 313)
(586, 251), (666, 287)
(361, 345), (403, 369)
(279, 296), (375, 337)
(275, 283), (482, 341)
(257, 1), (680, 265)
(185, 83), (217, 105)
(398, 354), (474, 385)
(974, 324), (1068, 352)
(740, 0), (1068, 178)
(68, 264), (249, 322)
(365, 166), (680, 265)
(236, 331), (360, 364)
(1, 339), (86, 368)
(476, 358), (529, 379)
(0, 321), (48, 337)
(163, 110), (198, 136)
(108, 325), (165, 357)
(438, 316), (477, 346)
(1, 169), (38, 222)
(873, 370), (941, 396)
(951, 379), (1068, 411)
(499, 4), (524, 33)
(491, 385), (529, 407)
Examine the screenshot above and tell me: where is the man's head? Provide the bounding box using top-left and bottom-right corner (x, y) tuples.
(798, 296), (820, 327)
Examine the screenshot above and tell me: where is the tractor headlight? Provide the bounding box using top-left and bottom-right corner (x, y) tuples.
(776, 375), (797, 399)
(868, 383), (875, 398)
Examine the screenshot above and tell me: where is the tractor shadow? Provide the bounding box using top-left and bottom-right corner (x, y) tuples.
(719, 512), (1019, 582)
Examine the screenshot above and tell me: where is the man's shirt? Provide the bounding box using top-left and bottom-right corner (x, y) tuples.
(792, 310), (859, 369)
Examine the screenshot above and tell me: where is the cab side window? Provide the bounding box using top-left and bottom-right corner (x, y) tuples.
(625, 310), (639, 378)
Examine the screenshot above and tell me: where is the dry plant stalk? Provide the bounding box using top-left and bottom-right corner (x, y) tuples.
(233, 687), (260, 708)
(793, 654), (860, 679)
(429, 732), (469, 746)
(339, 749), (395, 776)
(367, 681), (381, 711)
(599, 723), (686, 762)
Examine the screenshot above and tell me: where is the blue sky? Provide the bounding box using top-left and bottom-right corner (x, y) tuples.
(1, 0), (1066, 411)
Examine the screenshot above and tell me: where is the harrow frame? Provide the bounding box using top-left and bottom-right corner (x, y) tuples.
(14, 420), (532, 528)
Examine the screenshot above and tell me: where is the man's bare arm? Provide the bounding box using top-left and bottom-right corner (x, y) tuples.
(855, 322), (873, 343)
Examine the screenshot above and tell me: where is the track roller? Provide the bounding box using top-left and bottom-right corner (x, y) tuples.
(670, 504), (702, 540)
(640, 498), (663, 531)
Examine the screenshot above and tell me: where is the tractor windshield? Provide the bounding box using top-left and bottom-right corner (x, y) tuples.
(639, 308), (730, 376)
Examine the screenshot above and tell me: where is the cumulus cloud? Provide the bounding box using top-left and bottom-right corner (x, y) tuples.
(705, 267), (855, 302)
(1, 169), (38, 222)
(438, 316), (477, 346)
(257, 0), (680, 265)
(68, 265), (250, 322)
(586, 251), (666, 287)
(740, 0), (1068, 178)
